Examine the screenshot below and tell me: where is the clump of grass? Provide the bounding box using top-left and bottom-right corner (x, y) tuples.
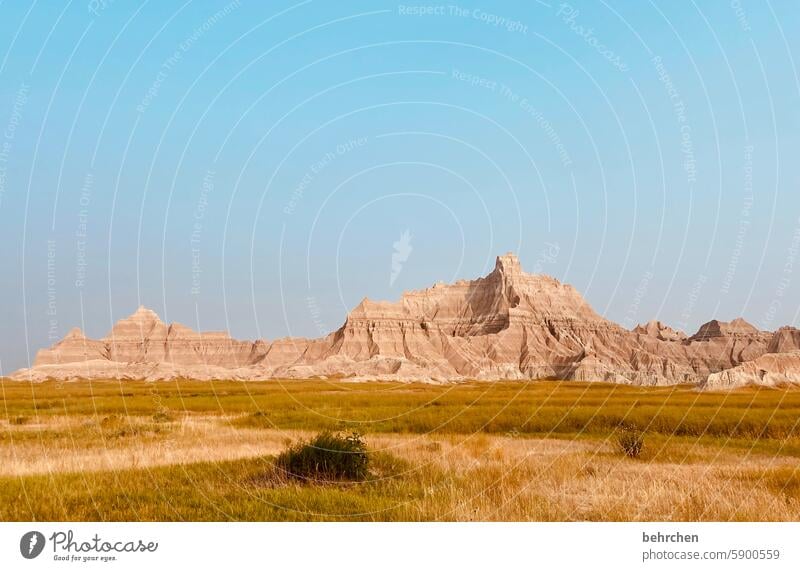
(9, 415), (30, 425)
(99, 414), (123, 428)
(276, 431), (369, 483)
(90, 415), (173, 439)
(152, 411), (172, 423)
(617, 425), (645, 458)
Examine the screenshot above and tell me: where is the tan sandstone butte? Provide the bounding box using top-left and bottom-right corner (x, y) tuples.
(10, 254), (798, 389)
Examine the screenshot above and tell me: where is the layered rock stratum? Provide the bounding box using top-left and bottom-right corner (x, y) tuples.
(702, 351), (800, 389)
(9, 253), (798, 389)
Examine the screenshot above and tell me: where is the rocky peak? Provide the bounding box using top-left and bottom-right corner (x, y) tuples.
(767, 326), (800, 354)
(690, 318), (761, 341)
(730, 317), (758, 331)
(103, 305), (168, 351)
(633, 320), (687, 342)
(494, 252), (523, 276)
(64, 327), (86, 340)
(131, 305), (162, 322)
(347, 297), (407, 321)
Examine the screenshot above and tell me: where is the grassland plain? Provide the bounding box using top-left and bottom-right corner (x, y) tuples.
(1, 379), (800, 521)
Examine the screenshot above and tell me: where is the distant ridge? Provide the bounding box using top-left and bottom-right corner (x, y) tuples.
(11, 253), (800, 389)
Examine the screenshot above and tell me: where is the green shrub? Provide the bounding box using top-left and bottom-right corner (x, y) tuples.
(617, 425), (645, 458)
(276, 431), (369, 482)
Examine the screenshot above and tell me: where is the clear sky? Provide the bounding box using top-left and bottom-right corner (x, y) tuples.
(0, 1), (799, 371)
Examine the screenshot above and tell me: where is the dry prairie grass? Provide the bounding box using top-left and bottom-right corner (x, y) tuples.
(2, 380), (800, 521)
(364, 432), (800, 521)
(0, 415), (308, 476)
(5, 379), (800, 440)
(1, 416), (799, 521)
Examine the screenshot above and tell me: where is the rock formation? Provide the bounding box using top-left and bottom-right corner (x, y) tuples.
(767, 327), (800, 354)
(10, 253), (797, 388)
(632, 320), (687, 342)
(32, 327), (107, 365)
(34, 306), (268, 369)
(702, 352), (800, 389)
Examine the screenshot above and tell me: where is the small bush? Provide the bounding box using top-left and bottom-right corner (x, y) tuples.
(617, 425), (645, 458)
(276, 431), (369, 483)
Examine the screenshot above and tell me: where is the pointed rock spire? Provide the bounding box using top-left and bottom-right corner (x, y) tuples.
(495, 252), (523, 275)
(64, 327), (86, 340)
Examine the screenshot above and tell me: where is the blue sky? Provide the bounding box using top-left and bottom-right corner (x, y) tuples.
(0, 1), (798, 371)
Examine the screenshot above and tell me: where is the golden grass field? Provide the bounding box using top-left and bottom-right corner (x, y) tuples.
(2, 379), (800, 521)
